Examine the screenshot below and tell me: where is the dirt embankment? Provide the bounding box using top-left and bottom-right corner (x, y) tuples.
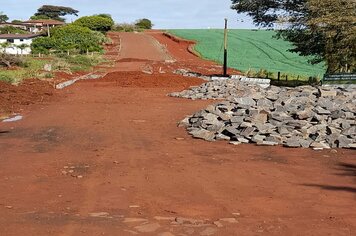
(162, 32), (202, 58)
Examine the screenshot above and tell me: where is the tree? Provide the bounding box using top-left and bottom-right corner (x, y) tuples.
(11, 20), (23, 24)
(308, 0), (355, 73)
(231, 0), (355, 73)
(33, 5), (79, 22)
(74, 15), (114, 33)
(31, 24), (103, 54)
(135, 18), (153, 29)
(95, 14), (113, 20)
(30, 15), (52, 20)
(0, 12), (9, 23)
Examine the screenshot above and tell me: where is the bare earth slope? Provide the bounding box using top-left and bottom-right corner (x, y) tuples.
(0, 32), (355, 236)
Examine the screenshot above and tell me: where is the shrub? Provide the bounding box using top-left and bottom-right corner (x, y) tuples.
(0, 74), (14, 83)
(74, 15), (114, 33)
(32, 24), (104, 54)
(0, 53), (26, 68)
(31, 37), (56, 54)
(113, 23), (137, 32)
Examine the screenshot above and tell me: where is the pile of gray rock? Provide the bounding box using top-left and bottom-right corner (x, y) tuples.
(170, 79), (262, 100)
(172, 81), (356, 149)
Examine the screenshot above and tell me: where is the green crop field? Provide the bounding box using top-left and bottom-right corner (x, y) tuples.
(168, 29), (326, 78)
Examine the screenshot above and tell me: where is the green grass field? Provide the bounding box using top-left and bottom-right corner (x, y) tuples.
(168, 29), (325, 77)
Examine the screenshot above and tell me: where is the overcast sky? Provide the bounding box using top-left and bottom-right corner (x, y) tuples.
(1, 0), (255, 29)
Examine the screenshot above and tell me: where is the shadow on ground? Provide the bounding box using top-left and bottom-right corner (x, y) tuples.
(302, 162), (356, 193)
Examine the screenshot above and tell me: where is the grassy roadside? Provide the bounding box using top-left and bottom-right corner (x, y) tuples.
(0, 54), (107, 84)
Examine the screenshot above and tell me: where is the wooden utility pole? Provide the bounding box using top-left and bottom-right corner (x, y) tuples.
(47, 24), (50, 37)
(223, 18), (228, 77)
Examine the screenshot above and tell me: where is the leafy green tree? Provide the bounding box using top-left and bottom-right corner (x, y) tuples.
(31, 37), (56, 54)
(308, 0), (355, 73)
(74, 15), (114, 33)
(95, 14), (113, 20)
(231, 0), (355, 73)
(30, 15), (52, 20)
(11, 20), (23, 24)
(31, 24), (103, 54)
(33, 5), (79, 22)
(0, 12), (9, 23)
(135, 18), (153, 29)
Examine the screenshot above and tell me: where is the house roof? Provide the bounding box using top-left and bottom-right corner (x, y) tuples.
(0, 22), (26, 27)
(0, 34), (43, 39)
(22, 19), (65, 26)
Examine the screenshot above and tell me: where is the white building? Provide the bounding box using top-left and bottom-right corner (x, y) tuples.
(0, 34), (42, 55)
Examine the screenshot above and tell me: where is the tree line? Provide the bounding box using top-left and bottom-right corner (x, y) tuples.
(0, 5), (153, 55)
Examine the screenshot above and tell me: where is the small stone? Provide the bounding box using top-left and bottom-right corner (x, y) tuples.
(252, 134), (266, 143)
(213, 221), (224, 228)
(189, 129), (215, 141)
(314, 106), (331, 115)
(175, 217), (207, 226)
(134, 223), (160, 233)
(237, 137), (249, 143)
(89, 212), (109, 217)
(310, 141), (331, 150)
(44, 64), (52, 72)
(338, 135), (353, 148)
(200, 227), (218, 236)
(215, 133), (230, 141)
(320, 89), (337, 97)
(234, 97), (256, 106)
(154, 216), (176, 221)
(158, 232), (175, 236)
(284, 138), (301, 148)
(241, 127), (255, 137)
(5, 206), (13, 209)
(178, 117), (190, 128)
(219, 218), (238, 223)
(123, 218), (148, 223)
(252, 113), (268, 124)
(229, 141), (242, 146)
(257, 141), (279, 146)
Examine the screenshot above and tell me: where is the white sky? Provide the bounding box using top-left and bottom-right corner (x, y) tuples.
(1, 0), (255, 29)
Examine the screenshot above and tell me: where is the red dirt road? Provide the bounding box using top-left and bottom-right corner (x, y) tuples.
(0, 32), (355, 236)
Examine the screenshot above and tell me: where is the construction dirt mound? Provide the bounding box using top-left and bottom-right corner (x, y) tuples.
(0, 79), (56, 116)
(91, 71), (204, 89)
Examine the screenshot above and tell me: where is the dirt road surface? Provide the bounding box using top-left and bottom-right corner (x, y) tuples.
(0, 32), (355, 236)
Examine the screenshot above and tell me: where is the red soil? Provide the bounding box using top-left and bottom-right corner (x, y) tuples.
(0, 31), (355, 236)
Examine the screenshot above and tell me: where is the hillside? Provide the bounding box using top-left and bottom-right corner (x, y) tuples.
(168, 29), (326, 77)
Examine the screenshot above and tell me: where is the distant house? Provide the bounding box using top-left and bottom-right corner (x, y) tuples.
(21, 19), (65, 33)
(0, 34), (42, 55)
